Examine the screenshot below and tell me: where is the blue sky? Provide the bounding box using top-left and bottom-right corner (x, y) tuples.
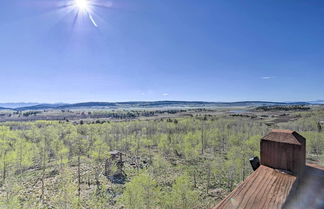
(0, 0), (323, 103)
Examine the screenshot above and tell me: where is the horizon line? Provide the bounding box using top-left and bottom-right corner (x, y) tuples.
(0, 100), (322, 104)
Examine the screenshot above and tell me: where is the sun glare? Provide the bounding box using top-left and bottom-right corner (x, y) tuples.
(74, 0), (90, 12)
(70, 0), (99, 27)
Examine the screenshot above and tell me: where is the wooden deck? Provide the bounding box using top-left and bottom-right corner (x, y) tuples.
(213, 164), (324, 209)
(214, 165), (296, 209)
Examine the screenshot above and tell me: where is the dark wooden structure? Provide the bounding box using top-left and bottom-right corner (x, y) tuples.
(261, 129), (306, 176)
(109, 150), (124, 161)
(104, 150), (127, 184)
(104, 150), (124, 176)
(214, 129), (324, 209)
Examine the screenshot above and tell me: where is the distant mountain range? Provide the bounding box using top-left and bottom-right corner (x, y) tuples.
(0, 103), (40, 108)
(0, 100), (321, 111)
(308, 100), (324, 104)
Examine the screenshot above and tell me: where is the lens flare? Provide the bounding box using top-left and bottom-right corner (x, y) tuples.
(72, 0), (98, 27)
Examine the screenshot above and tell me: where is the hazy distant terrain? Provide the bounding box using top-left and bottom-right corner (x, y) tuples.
(0, 103), (40, 109)
(0, 100), (319, 111)
(0, 101), (319, 123)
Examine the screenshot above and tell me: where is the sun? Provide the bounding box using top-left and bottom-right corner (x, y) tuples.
(74, 0), (90, 12)
(70, 0), (99, 27)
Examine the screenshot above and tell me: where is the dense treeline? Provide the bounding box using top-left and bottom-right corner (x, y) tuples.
(256, 105), (311, 111)
(0, 109), (192, 122)
(0, 109), (323, 208)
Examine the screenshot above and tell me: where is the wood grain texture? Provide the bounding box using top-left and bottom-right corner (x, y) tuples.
(260, 130), (306, 176)
(214, 165), (296, 209)
(213, 164), (324, 209)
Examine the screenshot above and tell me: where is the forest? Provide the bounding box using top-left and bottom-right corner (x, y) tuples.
(0, 107), (323, 209)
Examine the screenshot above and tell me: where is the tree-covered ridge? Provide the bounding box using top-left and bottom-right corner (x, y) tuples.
(0, 109), (323, 209)
(255, 105), (311, 111)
